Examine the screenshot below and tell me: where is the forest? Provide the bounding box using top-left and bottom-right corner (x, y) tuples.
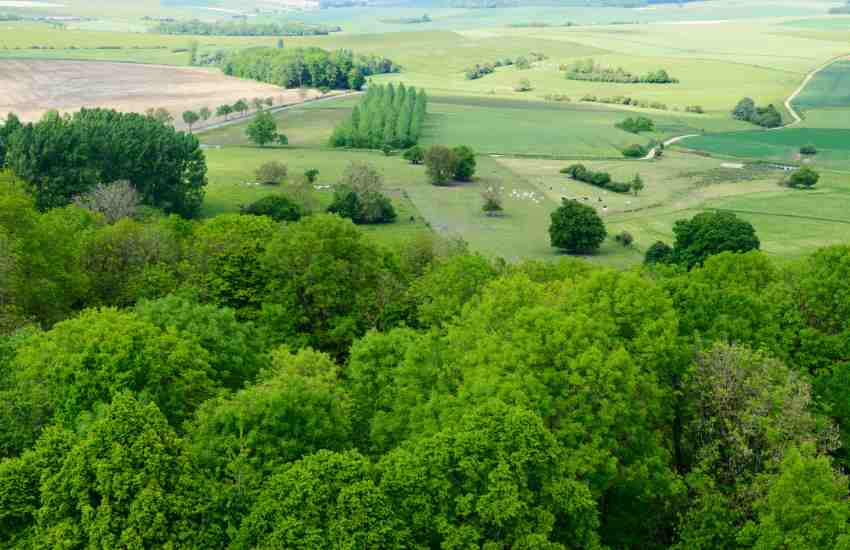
(2, 132), (850, 546)
(222, 47), (399, 90)
(329, 83), (428, 149)
(153, 19), (342, 36)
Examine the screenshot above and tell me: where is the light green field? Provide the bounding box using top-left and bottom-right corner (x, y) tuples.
(793, 59), (850, 109)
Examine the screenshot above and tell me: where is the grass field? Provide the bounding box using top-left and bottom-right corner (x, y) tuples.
(676, 128), (850, 170)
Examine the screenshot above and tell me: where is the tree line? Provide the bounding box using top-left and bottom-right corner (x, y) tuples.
(565, 58), (679, 83)
(223, 47), (399, 91)
(561, 163), (642, 193)
(463, 52), (547, 79)
(0, 109), (206, 218)
(329, 83), (427, 150)
(2, 171), (850, 547)
(153, 19), (341, 36)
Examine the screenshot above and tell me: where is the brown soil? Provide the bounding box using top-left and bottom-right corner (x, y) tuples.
(0, 59), (322, 128)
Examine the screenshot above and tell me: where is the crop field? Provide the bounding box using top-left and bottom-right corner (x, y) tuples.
(676, 128), (850, 170)
(792, 59), (850, 109)
(0, 59), (324, 125)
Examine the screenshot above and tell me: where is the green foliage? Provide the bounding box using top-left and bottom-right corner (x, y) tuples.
(452, 145), (477, 181)
(246, 110), (278, 147)
(622, 143), (649, 158)
(566, 59), (679, 83)
(330, 83), (427, 150)
(33, 393), (217, 549)
(740, 446), (850, 550)
(254, 160), (288, 185)
(671, 211), (760, 269)
(549, 198), (607, 254)
(224, 47), (398, 90)
(409, 253), (498, 327)
(6, 108), (207, 217)
(732, 97), (783, 128)
(402, 144), (424, 164)
(800, 143), (818, 155)
(0, 308), (217, 454)
(379, 400), (601, 549)
(616, 116), (655, 133)
(234, 450), (404, 550)
(424, 144), (458, 185)
(154, 18), (339, 36)
(260, 214), (402, 357)
(326, 162), (397, 224)
(645, 240), (673, 264)
(182, 109), (199, 130)
(787, 166), (820, 188)
(562, 163), (632, 193)
(241, 194), (303, 222)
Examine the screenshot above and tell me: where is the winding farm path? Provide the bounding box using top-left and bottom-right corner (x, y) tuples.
(780, 53), (850, 128)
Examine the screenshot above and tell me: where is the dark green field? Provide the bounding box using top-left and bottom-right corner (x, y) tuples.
(793, 59), (850, 110)
(677, 128), (850, 169)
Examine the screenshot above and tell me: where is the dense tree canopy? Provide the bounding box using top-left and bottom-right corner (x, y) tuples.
(549, 198), (607, 253)
(3, 165), (850, 549)
(4, 108), (207, 217)
(329, 83), (427, 149)
(223, 47), (398, 90)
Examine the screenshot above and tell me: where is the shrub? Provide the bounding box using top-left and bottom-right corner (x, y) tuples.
(622, 144), (648, 158)
(615, 231), (634, 247)
(255, 161), (288, 185)
(241, 195), (303, 222)
(403, 145), (425, 164)
(549, 198), (607, 254)
(424, 145), (458, 186)
(644, 241), (673, 265)
(800, 144), (818, 156)
(481, 186), (503, 216)
(452, 145), (476, 182)
(304, 168), (320, 183)
(514, 78), (532, 92)
(787, 166), (819, 189)
(616, 116), (655, 134)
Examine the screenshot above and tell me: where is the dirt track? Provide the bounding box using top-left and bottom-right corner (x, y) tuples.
(0, 59), (323, 128)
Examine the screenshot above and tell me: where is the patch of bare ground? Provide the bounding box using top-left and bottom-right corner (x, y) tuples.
(0, 59), (324, 128)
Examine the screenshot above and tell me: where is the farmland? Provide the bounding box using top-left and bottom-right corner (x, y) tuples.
(0, 0), (848, 265)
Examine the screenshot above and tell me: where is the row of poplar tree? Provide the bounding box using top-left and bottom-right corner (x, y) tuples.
(329, 83), (427, 150)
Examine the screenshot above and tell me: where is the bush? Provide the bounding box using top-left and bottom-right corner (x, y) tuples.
(672, 211), (760, 268)
(424, 145), (458, 186)
(616, 116), (655, 134)
(562, 163), (631, 193)
(800, 144), (818, 156)
(241, 195), (303, 222)
(304, 168), (319, 183)
(327, 187), (396, 224)
(549, 198), (607, 254)
(622, 144), (648, 158)
(452, 145), (476, 181)
(403, 145), (425, 164)
(514, 78), (532, 92)
(615, 231), (634, 247)
(255, 161), (288, 185)
(644, 241), (673, 265)
(732, 97), (782, 128)
(787, 166), (819, 189)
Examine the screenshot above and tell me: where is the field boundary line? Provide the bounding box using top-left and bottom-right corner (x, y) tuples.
(702, 207), (850, 225)
(781, 53), (850, 127)
(193, 91), (361, 135)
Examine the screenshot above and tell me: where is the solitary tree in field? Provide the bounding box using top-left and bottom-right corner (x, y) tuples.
(787, 166), (820, 189)
(631, 173), (644, 196)
(481, 186), (503, 217)
(452, 145), (476, 181)
(549, 198), (607, 254)
(671, 211), (759, 268)
(246, 111), (278, 147)
(199, 106), (212, 123)
(182, 110), (200, 132)
(403, 145), (425, 165)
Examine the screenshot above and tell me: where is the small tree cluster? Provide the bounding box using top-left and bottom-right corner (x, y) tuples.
(644, 210), (760, 268)
(785, 166), (819, 189)
(565, 59), (678, 83)
(327, 162), (397, 224)
(247, 111), (288, 147)
(615, 116), (655, 134)
(732, 97), (782, 128)
(329, 83), (427, 150)
(241, 195), (303, 222)
(561, 163), (634, 193)
(424, 145), (477, 186)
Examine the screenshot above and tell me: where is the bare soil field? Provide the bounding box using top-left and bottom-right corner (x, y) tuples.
(0, 59), (323, 128)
